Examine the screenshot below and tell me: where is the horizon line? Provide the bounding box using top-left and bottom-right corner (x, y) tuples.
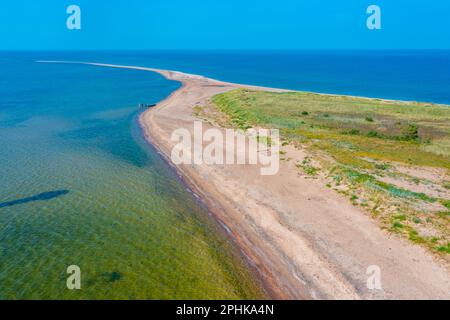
(2, 48), (450, 52)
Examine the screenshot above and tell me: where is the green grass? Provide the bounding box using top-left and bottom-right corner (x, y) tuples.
(340, 168), (436, 202)
(392, 221), (404, 229)
(212, 89), (450, 173)
(212, 89), (450, 254)
(437, 243), (450, 254)
(212, 89), (450, 168)
(441, 199), (450, 210)
(408, 229), (426, 244)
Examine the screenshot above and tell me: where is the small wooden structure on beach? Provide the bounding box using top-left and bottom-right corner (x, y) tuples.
(138, 103), (157, 109)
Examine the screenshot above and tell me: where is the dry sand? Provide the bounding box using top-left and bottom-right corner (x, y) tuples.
(40, 61), (450, 300)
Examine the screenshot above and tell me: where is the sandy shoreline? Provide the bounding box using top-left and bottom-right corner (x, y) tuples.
(39, 61), (450, 299)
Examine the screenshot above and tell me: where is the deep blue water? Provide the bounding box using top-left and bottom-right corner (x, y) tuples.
(5, 50), (450, 104)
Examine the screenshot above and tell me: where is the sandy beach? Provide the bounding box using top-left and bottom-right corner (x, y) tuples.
(39, 61), (450, 299)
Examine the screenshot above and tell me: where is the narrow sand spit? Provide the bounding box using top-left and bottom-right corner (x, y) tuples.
(40, 61), (450, 299)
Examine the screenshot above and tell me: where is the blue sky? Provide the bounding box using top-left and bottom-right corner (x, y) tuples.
(0, 0), (449, 50)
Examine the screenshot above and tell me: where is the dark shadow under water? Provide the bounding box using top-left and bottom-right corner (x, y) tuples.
(0, 190), (69, 208)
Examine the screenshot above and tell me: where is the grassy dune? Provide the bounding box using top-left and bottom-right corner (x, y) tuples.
(210, 89), (450, 255)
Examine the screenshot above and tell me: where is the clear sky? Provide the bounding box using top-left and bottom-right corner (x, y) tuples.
(0, 0), (449, 50)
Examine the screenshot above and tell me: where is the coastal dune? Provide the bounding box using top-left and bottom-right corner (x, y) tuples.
(39, 61), (450, 299)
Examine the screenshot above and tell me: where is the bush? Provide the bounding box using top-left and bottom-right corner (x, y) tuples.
(375, 163), (389, 170)
(403, 124), (419, 141)
(365, 116), (374, 122)
(392, 221), (404, 229)
(343, 129), (360, 135)
(367, 130), (380, 138)
(441, 199), (450, 209)
(436, 243), (450, 254)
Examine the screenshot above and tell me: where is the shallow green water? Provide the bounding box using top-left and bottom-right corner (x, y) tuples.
(0, 54), (264, 299)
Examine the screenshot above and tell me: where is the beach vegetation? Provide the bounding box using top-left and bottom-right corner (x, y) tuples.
(413, 217), (422, 224)
(296, 158), (319, 176)
(392, 221), (404, 229)
(441, 199), (450, 210)
(374, 163), (389, 170)
(402, 123), (419, 141)
(437, 243), (450, 253)
(408, 229), (426, 244)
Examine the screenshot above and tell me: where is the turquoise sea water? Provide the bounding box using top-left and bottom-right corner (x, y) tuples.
(0, 55), (264, 299)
